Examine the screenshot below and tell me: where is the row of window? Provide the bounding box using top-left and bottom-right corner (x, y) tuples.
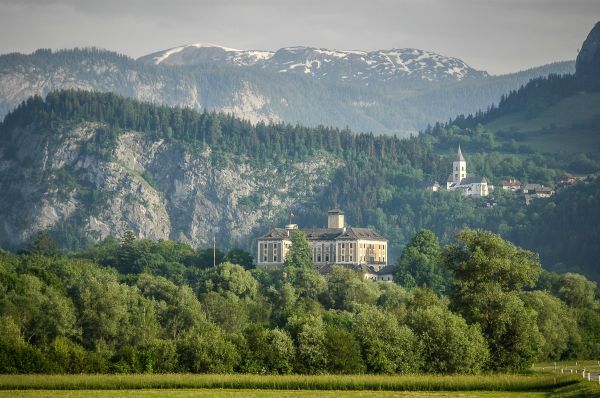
(260, 241), (386, 263)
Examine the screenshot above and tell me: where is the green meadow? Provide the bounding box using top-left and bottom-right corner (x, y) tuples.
(0, 389), (551, 398)
(485, 92), (600, 153)
(2, 373), (599, 398)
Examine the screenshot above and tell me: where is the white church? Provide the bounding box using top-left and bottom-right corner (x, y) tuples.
(446, 146), (489, 197)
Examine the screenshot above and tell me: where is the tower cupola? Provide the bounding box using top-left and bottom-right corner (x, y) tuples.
(327, 209), (345, 229)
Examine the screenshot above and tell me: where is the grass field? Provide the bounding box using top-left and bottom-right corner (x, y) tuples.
(0, 389), (550, 398)
(534, 360), (600, 370)
(0, 374), (578, 392)
(485, 92), (600, 153)
(2, 373), (599, 398)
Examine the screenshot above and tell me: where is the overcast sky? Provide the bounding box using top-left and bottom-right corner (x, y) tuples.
(0, 0), (598, 74)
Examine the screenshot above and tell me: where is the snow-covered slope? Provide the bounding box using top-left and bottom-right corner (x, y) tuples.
(0, 48), (574, 136)
(138, 44), (487, 83)
(141, 43), (275, 67)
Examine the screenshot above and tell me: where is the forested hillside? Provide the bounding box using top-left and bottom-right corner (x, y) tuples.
(0, 88), (599, 282)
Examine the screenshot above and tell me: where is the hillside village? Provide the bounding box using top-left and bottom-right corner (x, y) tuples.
(252, 148), (595, 283)
(427, 146), (591, 205)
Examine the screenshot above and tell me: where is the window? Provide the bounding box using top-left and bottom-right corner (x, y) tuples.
(341, 243), (345, 248)
(350, 243), (353, 248)
(455, 174), (459, 178)
(325, 254), (329, 262)
(273, 256), (277, 262)
(264, 243), (267, 249)
(263, 255), (267, 262)
(317, 255), (321, 262)
(341, 255), (345, 262)
(349, 255), (353, 262)
(462, 166), (464, 171)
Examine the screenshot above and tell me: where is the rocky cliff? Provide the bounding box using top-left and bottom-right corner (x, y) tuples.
(576, 21), (600, 84)
(0, 121), (341, 249)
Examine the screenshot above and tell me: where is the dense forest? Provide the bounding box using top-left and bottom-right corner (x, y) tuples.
(2, 228), (599, 374)
(1, 86), (599, 281)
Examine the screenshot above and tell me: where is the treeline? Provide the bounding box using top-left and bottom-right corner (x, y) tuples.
(0, 90), (434, 168)
(1, 228), (599, 374)
(436, 73), (582, 130)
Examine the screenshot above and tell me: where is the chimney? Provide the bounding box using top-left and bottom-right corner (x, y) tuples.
(327, 209), (344, 229)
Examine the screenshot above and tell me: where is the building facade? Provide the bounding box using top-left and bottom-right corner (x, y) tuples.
(446, 146), (489, 197)
(501, 179), (522, 192)
(257, 209), (389, 273)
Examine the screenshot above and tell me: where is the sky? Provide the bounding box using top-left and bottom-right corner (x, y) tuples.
(0, 0), (598, 75)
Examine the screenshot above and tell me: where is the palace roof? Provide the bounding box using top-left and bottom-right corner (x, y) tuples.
(258, 226), (386, 241)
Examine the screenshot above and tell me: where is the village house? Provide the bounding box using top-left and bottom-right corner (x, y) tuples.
(424, 181), (440, 192)
(256, 209), (392, 281)
(446, 146), (489, 197)
(523, 183), (555, 204)
(500, 178), (522, 192)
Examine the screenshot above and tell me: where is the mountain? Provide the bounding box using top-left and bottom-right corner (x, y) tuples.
(138, 43), (488, 84)
(0, 46), (573, 136)
(1, 89), (599, 282)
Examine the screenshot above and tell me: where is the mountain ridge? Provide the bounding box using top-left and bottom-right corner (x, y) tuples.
(138, 43), (488, 84)
(0, 47), (575, 136)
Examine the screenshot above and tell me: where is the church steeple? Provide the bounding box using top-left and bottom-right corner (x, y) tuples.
(450, 145), (467, 184)
(457, 144), (465, 162)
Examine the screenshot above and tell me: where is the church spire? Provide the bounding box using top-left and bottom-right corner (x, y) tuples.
(457, 145), (465, 161)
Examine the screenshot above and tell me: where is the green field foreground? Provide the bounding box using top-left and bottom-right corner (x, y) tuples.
(0, 374), (579, 392)
(2, 373), (600, 398)
(0, 389), (552, 398)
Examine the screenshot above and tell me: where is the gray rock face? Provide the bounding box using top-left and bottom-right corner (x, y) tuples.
(0, 123), (342, 249)
(576, 22), (600, 83)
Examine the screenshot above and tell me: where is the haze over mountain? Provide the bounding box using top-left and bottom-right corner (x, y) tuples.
(0, 44), (574, 136)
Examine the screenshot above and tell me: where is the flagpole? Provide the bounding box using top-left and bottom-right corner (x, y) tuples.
(213, 235), (216, 268)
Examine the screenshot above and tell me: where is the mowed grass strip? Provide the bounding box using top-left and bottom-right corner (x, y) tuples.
(0, 374), (579, 392)
(0, 389), (552, 398)
(534, 360), (600, 370)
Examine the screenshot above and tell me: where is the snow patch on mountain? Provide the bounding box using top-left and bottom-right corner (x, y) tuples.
(140, 44), (487, 83)
(153, 46), (187, 64)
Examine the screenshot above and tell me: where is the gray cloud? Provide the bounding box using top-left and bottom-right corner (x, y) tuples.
(0, 0), (597, 74)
